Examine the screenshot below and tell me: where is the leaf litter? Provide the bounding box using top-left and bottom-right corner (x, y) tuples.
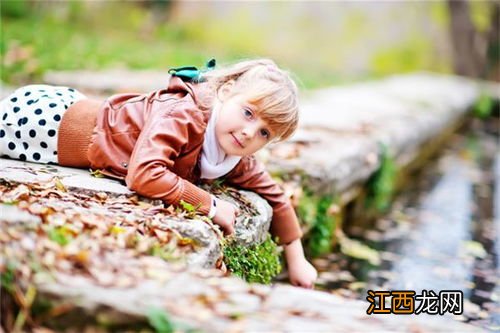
(0, 178), (208, 296)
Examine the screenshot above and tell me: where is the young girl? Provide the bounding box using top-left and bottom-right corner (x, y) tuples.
(0, 59), (318, 288)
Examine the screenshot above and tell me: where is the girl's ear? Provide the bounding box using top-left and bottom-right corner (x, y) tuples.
(217, 80), (235, 101)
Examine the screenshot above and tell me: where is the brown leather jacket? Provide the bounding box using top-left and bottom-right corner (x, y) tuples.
(57, 76), (302, 244)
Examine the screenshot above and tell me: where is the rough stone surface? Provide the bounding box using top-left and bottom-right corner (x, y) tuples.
(0, 201), (483, 332)
(34, 270), (482, 332)
(264, 73), (496, 200)
(0, 158), (271, 267)
(217, 189), (272, 246)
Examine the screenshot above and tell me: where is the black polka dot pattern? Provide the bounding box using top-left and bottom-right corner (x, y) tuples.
(1, 84), (86, 164)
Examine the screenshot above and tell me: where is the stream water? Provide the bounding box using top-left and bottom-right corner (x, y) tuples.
(313, 116), (499, 331)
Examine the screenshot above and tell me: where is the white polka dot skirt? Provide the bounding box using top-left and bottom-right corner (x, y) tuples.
(0, 85), (86, 164)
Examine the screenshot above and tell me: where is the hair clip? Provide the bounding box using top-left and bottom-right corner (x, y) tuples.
(168, 58), (216, 83)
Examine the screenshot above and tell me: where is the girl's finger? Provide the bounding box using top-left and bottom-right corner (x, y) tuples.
(225, 224), (235, 236)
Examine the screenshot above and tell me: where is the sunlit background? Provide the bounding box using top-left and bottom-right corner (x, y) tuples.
(1, 0), (498, 90)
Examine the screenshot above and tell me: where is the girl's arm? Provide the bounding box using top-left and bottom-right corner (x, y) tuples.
(224, 155), (302, 245)
(224, 155), (317, 288)
(126, 105), (213, 215)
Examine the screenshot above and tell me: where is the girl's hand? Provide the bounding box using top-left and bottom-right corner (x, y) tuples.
(284, 239), (318, 289)
(212, 199), (239, 236)
(288, 257), (318, 289)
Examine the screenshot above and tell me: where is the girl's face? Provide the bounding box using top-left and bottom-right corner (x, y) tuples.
(215, 93), (275, 156)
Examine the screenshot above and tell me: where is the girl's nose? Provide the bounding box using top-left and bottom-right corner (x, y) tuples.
(241, 125), (257, 139)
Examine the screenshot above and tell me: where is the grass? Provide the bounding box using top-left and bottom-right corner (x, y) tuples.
(1, 2), (209, 84)
(1, 1), (468, 90)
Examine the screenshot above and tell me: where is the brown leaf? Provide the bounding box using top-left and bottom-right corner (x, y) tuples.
(5, 184), (30, 202)
(94, 192), (108, 201)
(53, 178), (67, 192)
(153, 228), (171, 243)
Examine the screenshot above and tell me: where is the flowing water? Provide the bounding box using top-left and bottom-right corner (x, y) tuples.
(313, 116), (499, 331)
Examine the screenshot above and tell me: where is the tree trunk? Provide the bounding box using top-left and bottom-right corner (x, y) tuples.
(448, 0), (484, 78)
(448, 0), (500, 81)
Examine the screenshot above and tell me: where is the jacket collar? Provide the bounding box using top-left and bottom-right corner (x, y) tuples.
(167, 76), (214, 124)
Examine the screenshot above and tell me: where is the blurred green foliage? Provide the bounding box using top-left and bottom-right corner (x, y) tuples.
(371, 35), (436, 77)
(365, 144), (397, 214)
(147, 308), (175, 333)
(1, 1), (208, 84)
(300, 191), (338, 257)
(473, 92), (496, 119)
(2, 0), (497, 92)
(1, 1), (478, 90)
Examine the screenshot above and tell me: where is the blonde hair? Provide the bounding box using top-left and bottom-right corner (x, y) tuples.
(202, 59), (299, 142)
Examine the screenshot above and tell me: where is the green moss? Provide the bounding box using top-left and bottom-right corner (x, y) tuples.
(365, 143), (397, 214)
(297, 189), (339, 257)
(304, 194), (338, 257)
(1, 261), (16, 293)
(223, 235), (281, 284)
(297, 189), (319, 230)
(473, 93), (496, 119)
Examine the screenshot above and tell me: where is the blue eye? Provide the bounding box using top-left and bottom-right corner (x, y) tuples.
(260, 129), (270, 138)
(243, 108), (253, 118)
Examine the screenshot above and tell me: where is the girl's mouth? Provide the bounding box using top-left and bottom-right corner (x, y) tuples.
(231, 133), (244, 148)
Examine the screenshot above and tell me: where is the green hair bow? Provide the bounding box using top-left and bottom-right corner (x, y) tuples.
(168, 58), (216, 83)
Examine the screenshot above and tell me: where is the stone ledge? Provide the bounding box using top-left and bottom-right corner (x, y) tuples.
(0, 158), (272, 268)
(33, 270), (481, 332)
(264, 73), (498, 201)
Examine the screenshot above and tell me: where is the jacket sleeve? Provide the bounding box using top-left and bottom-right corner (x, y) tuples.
(224, 156), (303, 245)
(125, 103), (212, 215)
